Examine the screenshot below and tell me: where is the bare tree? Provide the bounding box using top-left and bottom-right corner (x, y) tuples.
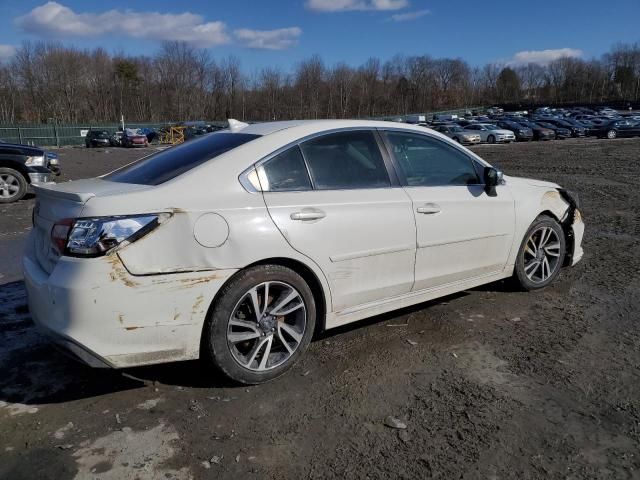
(0, 40), (638, 124)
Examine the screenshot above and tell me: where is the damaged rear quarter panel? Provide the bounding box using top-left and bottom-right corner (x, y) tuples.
(42, 254), (239, 365)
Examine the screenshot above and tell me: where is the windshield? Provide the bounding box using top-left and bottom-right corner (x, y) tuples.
(105, 132), (260, 185)
(483, 124), (499, 130)
(450, 126), (464, 132)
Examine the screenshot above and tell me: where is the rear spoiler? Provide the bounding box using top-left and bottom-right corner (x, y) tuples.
(32, 184), (95, 204)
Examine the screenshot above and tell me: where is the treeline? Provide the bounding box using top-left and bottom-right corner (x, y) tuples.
(0, 40), (639, 124)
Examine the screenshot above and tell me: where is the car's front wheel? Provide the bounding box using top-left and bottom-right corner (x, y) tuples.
(487, 135), (496, 144)
(203, 265), (316, 384)
(0, 167), (27, 204)
(606, 130), (617, 139)
(514, 216), (566, 290)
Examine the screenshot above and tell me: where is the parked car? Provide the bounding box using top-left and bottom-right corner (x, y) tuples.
(591, 119), (640, 139)
(496, 121), (534, 142)
(463, 123), (516, 143)
(541, 119), (586, 138)
(432, 114), (459, 122)
(183, 124), (214, 142)
(534, 121), (572, 139)
(0, 142), (60, 203)
(110, 131), (124, 147)
(433, 124), (481, 145)
(122, 128), (149, 148)
(23, 119), (584, 384)
(596, 107), (619, 117)
(516, 121), (555, 141)
(85, 130), (112, 148)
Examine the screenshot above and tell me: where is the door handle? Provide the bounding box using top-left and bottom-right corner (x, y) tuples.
(416, 203), (441, 215)
(290, 209), (326, 221)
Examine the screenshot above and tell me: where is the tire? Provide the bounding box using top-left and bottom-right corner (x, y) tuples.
(203, 264), (316, 384)
(487, 135), (496, 144)
(607, 130), (617, 139)
(0, 167), (28, 204)
(453, 137), (460, 143)
(514, 215), (566, 291)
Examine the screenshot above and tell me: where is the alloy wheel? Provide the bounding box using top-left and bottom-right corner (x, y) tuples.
(523, 226), (562, 283)
(607, 130), (617, 139)
(0, 173), (20, 200)
(227, 281), (307, 372)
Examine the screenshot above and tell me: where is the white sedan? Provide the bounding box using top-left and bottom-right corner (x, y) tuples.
(463, 123), (516, 143)
(23, 119), (584, 384)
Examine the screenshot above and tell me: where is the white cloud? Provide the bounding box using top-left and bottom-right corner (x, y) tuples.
(0, 45), (16, 62)
(16, 1), (230, 47)
(234, 27), (302, 50)
(306, 0), (409, 12)
(390, 9), (430, 21)
(507, 48), (584, 66)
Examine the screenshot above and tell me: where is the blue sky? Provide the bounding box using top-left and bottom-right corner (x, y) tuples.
(0, 0), (638, 69)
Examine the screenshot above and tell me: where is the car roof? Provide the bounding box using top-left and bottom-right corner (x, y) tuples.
(227, 119), (434, 137)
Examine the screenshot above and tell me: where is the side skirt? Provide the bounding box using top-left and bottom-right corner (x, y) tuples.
(324, 267), (514, 329)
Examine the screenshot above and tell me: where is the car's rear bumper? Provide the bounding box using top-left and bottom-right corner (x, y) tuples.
(22, 234), (237, 368)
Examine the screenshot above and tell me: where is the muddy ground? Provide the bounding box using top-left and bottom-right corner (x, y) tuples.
(1, 138), (639, 479)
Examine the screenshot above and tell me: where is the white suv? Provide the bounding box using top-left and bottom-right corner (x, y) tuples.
(23, 120), (584, 384)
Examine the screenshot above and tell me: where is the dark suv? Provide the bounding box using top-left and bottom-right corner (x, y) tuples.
(0, 141), (60, 203)
(85, 130), (112, 148)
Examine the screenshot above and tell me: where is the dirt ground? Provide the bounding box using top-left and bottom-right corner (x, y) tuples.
(1, 138), (639, 479)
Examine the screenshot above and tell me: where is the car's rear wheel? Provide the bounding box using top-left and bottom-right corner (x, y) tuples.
(203, 264), (316, 384)
(487, 135), (496, 144)
(514, 216), (566, 291)
(0, 167), (27, 204)
(607, 130), (617, 139)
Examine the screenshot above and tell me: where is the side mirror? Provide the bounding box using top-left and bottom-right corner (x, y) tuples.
(483, 167), (503, 196)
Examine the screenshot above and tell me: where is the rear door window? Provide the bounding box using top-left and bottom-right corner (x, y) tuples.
(259, 146), (312, 192)
(299, 130), (390, 190)
(105, 132), (260, 185)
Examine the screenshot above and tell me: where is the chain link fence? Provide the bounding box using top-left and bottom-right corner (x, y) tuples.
(0, 122), (236, 147)
(0, 109), (484, 147)
(0, 122), (184, 147)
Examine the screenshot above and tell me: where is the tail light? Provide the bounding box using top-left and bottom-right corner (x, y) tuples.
(51, 214), (170, 257)
(51, 218), (75, 255)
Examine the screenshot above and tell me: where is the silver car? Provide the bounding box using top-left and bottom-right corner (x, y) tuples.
(433, 124), (481, 145)
(464, 123), (516, 143)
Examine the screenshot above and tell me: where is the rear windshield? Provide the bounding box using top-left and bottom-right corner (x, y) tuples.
(105, 132), (260, 185)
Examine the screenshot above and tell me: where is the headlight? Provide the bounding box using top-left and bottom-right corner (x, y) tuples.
(25, 155), (45, 167)
(46, 152), (59, 165)
(53, 213), (170, 257)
